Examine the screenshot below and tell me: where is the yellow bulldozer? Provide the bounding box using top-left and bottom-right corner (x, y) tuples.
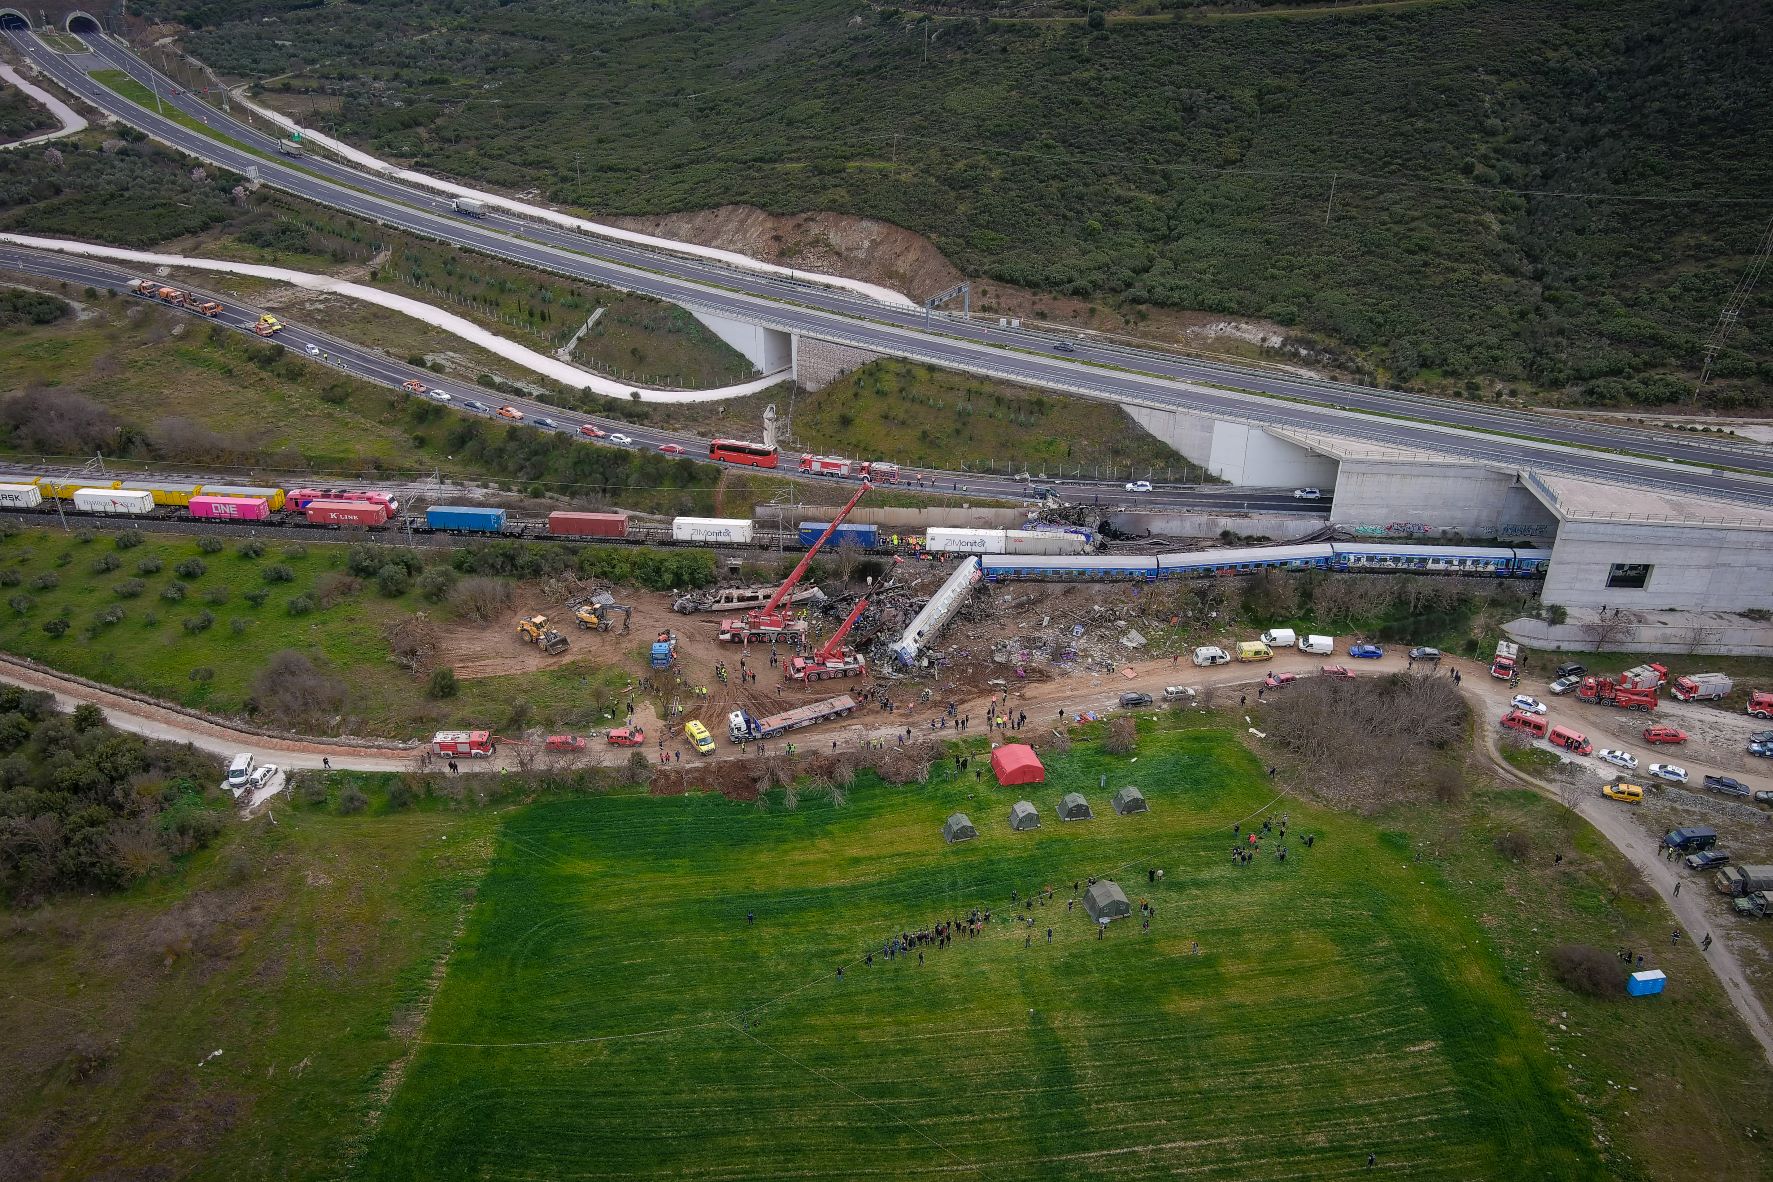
(517, 614), (570, 655)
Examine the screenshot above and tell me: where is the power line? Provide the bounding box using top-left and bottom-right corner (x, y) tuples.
(1694, 216), (1773, 404)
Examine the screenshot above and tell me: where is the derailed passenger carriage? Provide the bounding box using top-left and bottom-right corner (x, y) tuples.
(1327, 543), (1525, 577)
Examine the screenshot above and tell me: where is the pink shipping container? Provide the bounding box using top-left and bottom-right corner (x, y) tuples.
(547, 510), (628, 538)
(189, 495), (270, 521)
(305, 499), (390, 527)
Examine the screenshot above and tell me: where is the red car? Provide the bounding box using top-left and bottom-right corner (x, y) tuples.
(544, 735), (587, 753)
(1263, 671), (1298, 689)
(1319, 665), (1353, 680)
(401, 379), (426, 394)
(607, 726), (646, 747)
(579, 424), (606, 439)
(497, 405), (524, 421)
(1641, 725), (1688, 745)
(657, 442), (686, 455)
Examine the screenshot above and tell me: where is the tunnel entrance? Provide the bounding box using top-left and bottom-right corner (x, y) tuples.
(0, 9), (31, 30)
(65, 11), (101, 34)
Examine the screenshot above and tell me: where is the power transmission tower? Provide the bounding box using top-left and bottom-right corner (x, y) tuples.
(1695, 215), (1772, 405)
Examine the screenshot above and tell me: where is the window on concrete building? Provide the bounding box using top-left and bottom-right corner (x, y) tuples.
(1606, 563), (1653, 590)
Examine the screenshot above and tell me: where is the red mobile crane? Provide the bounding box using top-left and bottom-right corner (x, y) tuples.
(720, 483), (871, 644)
(788, 598), (871, 681)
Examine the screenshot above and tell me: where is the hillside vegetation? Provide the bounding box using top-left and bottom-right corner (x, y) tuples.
(0, 84), (58, 144)
(175, 0), (1772, 406)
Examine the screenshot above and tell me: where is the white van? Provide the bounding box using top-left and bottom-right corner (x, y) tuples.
(1297, 634), (1335, 655)
(1192, 646), (1230, 667)
(1260, 628), (1297, 648)
(227, 752), (256, 789)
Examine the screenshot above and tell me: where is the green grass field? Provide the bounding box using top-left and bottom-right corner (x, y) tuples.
(357, 725), (1601, 1179)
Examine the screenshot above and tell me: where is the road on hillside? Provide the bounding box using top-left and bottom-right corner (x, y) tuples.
(0, 243), (1323, 516)
(5, 25), (1772, 510)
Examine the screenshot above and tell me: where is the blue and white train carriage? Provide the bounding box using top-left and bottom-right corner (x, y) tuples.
(979, 542), (1549, 583)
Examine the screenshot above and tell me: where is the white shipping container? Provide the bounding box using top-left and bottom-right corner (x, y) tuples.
(926, 527), (1005, 555)
(671, 517), (754, 544)
(72, 488), (155, 515)
(1002, 529), (1090, 556)
(0, 483), (44, 509)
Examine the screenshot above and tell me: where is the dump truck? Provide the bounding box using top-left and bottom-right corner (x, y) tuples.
(1714, 864), (1773, 898)
(517, 615), (569, 655)
(1671, 672), (1733, 701)
(1490, 640), (1520, 680)
(130, 277), (157, 296)
(1576, 676), (1658, 712)
(1619, 663), (1668, 691)
(727, 694), (858, 743)
(1732, 891), (1771, 919)
(195, 299), (222, 316)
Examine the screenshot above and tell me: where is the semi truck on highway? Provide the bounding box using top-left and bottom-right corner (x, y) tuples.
(451, 197), (487, 216)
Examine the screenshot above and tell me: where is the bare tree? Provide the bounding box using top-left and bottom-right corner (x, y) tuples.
(1264, 674), (1469, 809)
(447, 577), (513, 622)
(1578, 613), (1632, 652)
(1103, 716), (1137, 756)
(249, 651), (349, 729)
(383, 612), (438, 673)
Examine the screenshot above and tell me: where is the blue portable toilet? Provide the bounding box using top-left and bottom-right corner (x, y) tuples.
(1627, 969), (1666, 997)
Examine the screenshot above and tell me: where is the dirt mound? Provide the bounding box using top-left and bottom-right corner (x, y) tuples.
(604, 205), (963, 302)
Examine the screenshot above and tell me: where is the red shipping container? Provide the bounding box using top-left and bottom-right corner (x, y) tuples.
(548, 511), (628, 538)
(189, 495), (270, 521)
(305, 499), (389, 527)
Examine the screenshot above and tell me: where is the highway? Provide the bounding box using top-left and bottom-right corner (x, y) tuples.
(6, 23), (1773, 510)
(0, 244), (1320, 515)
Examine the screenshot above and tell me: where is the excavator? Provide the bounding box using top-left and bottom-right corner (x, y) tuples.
(720, 482), (870, 645)
(787, 598), (870, 682)
(574, 602), (632, 632)
(517, 614), (570, 655)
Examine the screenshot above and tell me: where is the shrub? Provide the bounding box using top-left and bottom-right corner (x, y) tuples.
(142, 611), (159, 628)
(91, 553), (120, 574)
(204, 586), (231, 606)
(1545, 603), (1569, 625)
(72, 529), (95, 543)
(428, 666), (458, 699)
(42, 617), (69, 638)
(1548, 944), (1625, 998)
(29, 572), (58, 590)
(175, 558), (207, 579)
(95, 605), (125, 626)
(1493, 831), (1531, 861)
(135, 556), (162, 575)
(1103, 716), (1137, 756)
(0, 569), (17, 586)
(387, 779), (415, 809)
(262, 563), (295, 583)
(446, 576), (512, 621)
(183, 610), (215, 634)
(160, 581), (187, 602)
(375, 563), (412, 597)
(415, 565), (457, 602)
(337, 785), (368, 814)
(314, 571), (361, 606)
(297, 774), (329, 807)
(113, 532), (143, 550)
(286, 594), (316, 616)
(189, 667), (215, 684)
(8, 594), (32, 614)
(198, 536), (224, 554)
(244, 588), (270, 607)
(283, 545), (307, 561)
(230, 618), (248, 635)
(236, 540), (264, 559)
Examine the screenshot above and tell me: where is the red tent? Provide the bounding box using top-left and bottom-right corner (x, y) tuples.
(990, 744), (1046, 786)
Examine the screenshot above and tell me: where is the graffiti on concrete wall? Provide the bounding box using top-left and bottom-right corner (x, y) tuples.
(1500, 523), (1553, 538)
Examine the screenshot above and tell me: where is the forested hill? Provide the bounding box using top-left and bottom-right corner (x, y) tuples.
(176, 0), (1771, 405)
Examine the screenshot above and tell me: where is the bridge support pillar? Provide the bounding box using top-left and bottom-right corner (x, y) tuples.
(1120, 404), (1339, 487)
(686, 309), (790, 375)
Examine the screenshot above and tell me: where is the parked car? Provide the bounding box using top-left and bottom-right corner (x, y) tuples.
(658, 442), (687, 455)
(1349, 643), (1384, 659)
(1548, 675), (1582, 696)
(1748, 741), (1773, 759)
(545, 735), (586, 752)
(1642, 725), (1688, 745)
(1555, 662), (1587, 679)
(1125, 480), (1153, 493)
(1409, 646), (1441, 662)
(1292, 487), (1322, 501)
(246, 763), (278, 790)
(497, 405), (524, 420)
(1263, 671), (1298, 689)
(1597, 749), (1638, 770)
(402, 378), (425, 393)
(1755, 790), (1773, 806)
(531, 417), (559, 430)
(1704, 774), (1751, 798)
(1602, 782), (1644, 803)
(579, 423), (607, 438)
(1685, 849), (1730, 872)
(1751, 730), (1773, 745)
(606, 726), (646, 747)
(1320, 664), (1353, 680)
(608, 433), (633, 446)
(1648, 763), (1688, 784)
(1119, 691), (1153, 708)
(429, 388), (452, 401)
(1509, 695), (1547, 715)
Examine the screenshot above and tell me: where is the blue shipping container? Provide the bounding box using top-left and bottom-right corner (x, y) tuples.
(1627, 970), (1666, 997)
(798, 521), (880, 549)
(427, 505), (506, 533)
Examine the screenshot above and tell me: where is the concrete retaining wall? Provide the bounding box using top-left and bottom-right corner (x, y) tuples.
(1504, 616), (1773, 657)
(1107, 511), (1329, 542)
(1329, 460), (1558, 540)
(1543, 521), (1773, 613)
(793, 335), (884, 391)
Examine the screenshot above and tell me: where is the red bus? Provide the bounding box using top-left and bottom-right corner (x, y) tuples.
(709, 439), (779, 468)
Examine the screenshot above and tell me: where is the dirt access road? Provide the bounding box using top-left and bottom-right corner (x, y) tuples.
(8, 645), (1771, 1063)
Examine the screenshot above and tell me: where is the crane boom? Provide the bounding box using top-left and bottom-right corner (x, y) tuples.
(815, 598), (869, 662)
(750, 482), (870, 630)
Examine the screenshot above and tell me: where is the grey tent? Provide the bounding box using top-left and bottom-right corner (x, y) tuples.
(1112, 787), (1149, 815)
(1083, 880), (1131, 922)
(943, 812), (979, 843)
(1009, 800), (1040, 831)
(1058, 792), (1094, 821)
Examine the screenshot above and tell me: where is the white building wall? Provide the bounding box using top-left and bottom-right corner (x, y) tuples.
(1329, 461), (1557, 539)
(1543, 521), (1773, 613)
(687, 309), (787, 374)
